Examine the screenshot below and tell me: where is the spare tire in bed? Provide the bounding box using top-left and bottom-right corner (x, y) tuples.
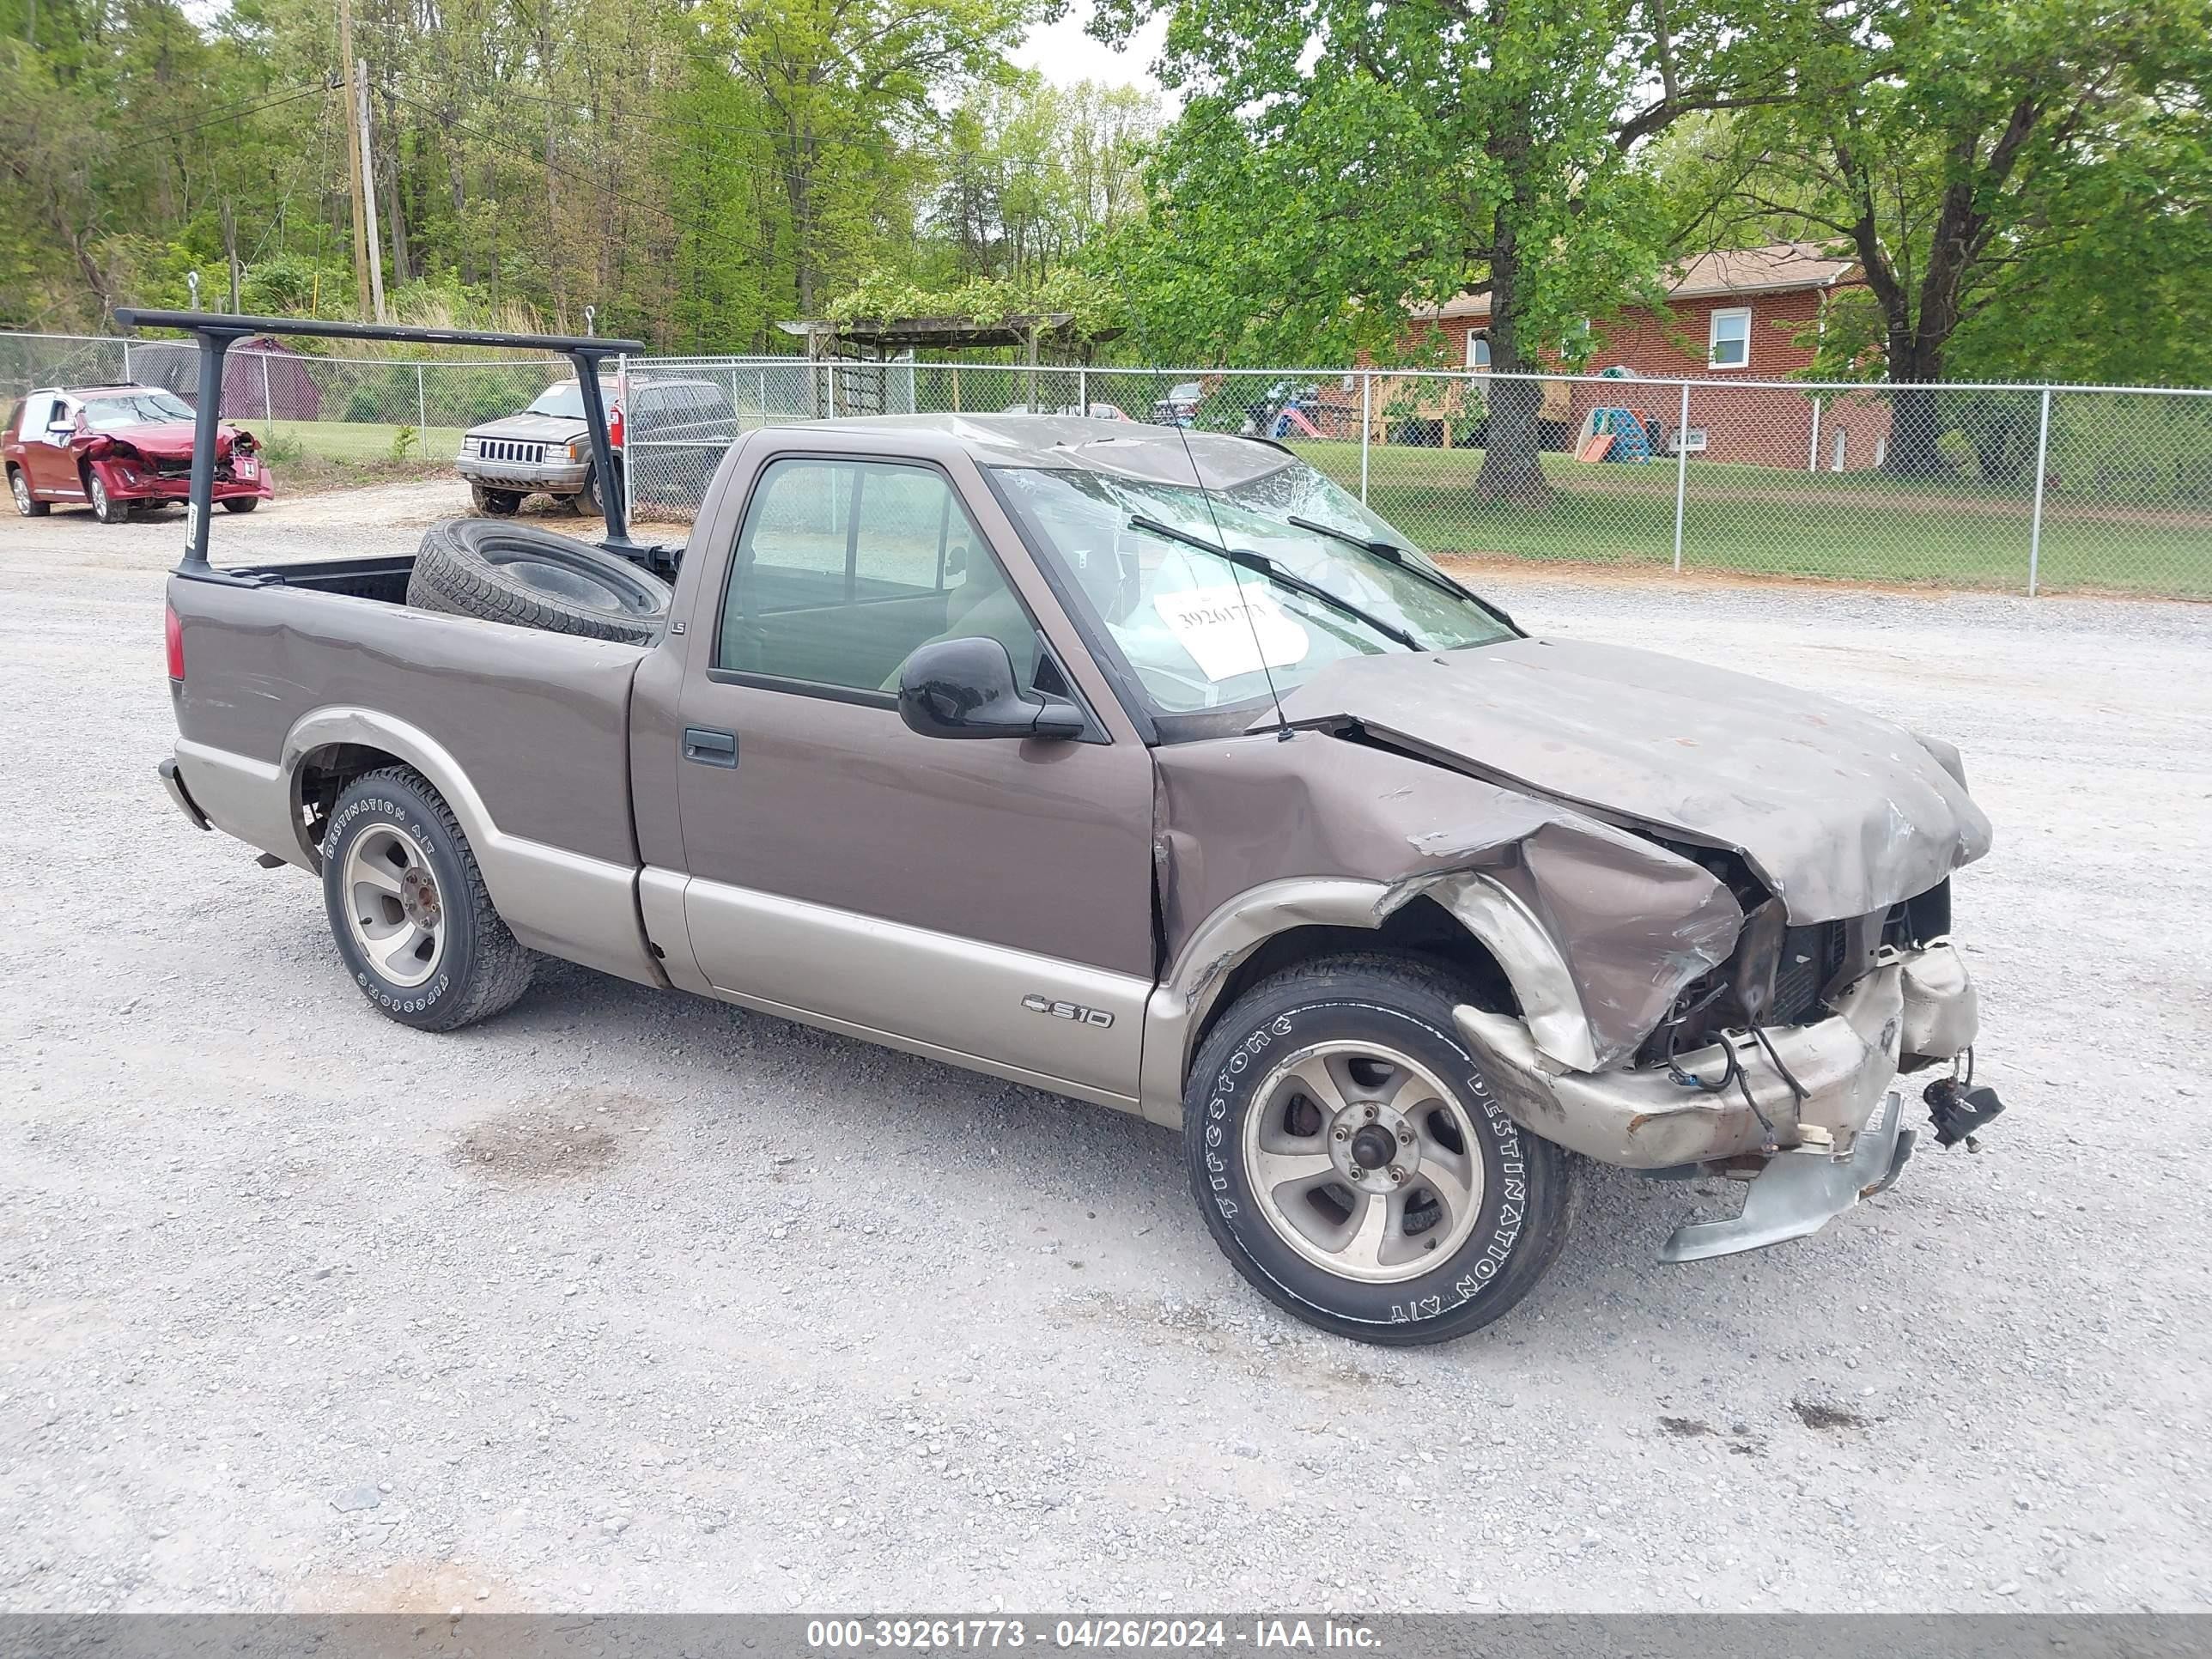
(407, 518), (672, 646)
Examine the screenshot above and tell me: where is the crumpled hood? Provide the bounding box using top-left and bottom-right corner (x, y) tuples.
(468, 412), (584, 445)
(85, 422), (219, 459)
(1269, 637), (1992, 924)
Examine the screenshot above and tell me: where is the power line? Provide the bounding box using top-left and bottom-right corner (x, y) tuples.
(111, 83), (327, 155)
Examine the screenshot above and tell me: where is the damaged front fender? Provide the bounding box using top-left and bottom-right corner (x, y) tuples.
(1139, 732), (1747, 1122)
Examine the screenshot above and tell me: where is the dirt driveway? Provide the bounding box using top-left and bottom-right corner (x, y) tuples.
(2, 484), (2209, 1614)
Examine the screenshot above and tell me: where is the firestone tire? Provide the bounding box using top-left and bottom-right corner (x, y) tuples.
(406, 516), (670, 645)
(320, 767), (533, 1033)
(88, 471), (130, 524)
(1184, 951), (1574, 1346)
(9, 467), (48, 517)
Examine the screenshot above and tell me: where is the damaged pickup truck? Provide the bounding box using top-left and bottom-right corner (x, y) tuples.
(145, 310), (2002, 1346)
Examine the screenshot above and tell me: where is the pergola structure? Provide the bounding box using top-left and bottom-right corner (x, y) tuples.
(776, 313), (1122, 364)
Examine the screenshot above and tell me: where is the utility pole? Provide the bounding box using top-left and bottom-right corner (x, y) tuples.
(221, 199), (241, 312)
(337, 0), (372, 318)
(356, 57), (387, 321)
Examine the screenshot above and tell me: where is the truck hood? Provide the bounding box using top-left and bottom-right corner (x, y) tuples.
(1269, 636), (1991, 924)
(469, 413), (584, 444)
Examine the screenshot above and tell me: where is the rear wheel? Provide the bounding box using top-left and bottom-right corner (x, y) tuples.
(9, 467), (46, 517)
(221, 496), (258, 514)
(320, 767), (533, 1032)
(1185, 952), (1573, 1346)
(88, 471), (129, 524)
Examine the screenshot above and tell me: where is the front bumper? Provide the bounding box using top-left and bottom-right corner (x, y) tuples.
(457, 457), (590, 493)
(1452, 939), (1977, 1170)
(96, 457), (271, 504)
(1656, 1088), (1916, 1262)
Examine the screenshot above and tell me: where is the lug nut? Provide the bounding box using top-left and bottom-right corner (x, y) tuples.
(1397, 1130), (1413, 1145)
(1364, 1107), (1378, 1121)
(1388, 1166), (1404, 1182)
(1334, 1127), (1349, 1141)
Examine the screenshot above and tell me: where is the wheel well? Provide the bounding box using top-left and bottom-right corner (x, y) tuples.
(1190, 896), (1522, 1057)
(293, 742), (410, 863)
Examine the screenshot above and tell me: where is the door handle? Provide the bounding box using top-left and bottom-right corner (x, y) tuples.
(682, 726), (738, 768)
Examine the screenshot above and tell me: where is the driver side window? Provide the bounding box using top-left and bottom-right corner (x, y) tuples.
(715, 458), (1041, 697)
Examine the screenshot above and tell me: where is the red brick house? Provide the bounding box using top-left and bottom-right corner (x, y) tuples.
(1403, 241), (1893, 470)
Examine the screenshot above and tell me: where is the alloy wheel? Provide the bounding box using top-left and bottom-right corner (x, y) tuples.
(1241, 1041), (1486, 1283)
(342, 824), (446, 988)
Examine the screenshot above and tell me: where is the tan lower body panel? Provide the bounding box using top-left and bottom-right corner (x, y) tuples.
(680, 874), (1148, 1109)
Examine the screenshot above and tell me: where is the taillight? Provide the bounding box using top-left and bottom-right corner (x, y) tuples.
(165, 603), (184, 681)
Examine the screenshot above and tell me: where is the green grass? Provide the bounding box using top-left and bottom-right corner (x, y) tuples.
(256, 418), (471, 464)
(1282, 440), (2212, 599)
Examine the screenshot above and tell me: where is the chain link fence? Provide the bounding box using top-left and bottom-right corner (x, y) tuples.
(9, 332), (2208, 597)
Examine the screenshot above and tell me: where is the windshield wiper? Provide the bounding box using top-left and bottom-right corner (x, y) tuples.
(1285, 515), (1519, 632)
(1127, 514), (1422, 650)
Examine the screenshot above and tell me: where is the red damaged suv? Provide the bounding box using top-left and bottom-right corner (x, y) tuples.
(5, 384), (273, 522)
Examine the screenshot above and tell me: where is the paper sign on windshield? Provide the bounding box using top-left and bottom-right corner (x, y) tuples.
(1153, 582), (1311, 682)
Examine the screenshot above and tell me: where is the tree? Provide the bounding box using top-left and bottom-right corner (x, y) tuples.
(1700, 0), (2212, 474)
(935, 76), (1159, 285)
(1097, 0), (1798, 502)
(698, 0), (1040, 318)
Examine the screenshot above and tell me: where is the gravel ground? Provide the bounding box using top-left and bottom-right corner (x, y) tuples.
(3, 483), (2209, 1616)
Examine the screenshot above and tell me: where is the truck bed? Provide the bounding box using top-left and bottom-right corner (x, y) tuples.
(167, 556), (662, 988)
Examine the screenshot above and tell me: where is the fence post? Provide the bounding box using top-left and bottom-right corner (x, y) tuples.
(262, 354), (274, 425)
(1078, 365), (1087, 415)
(2027, 386), (2053, 597)
(1672, 381), (1691, 572)
(620, 353), (635, 521)
(415, 365), (427, 436)
(122, 338), (132, 383)
(1808, 395), (1822, 473)
(1360, 373), (1371, 505)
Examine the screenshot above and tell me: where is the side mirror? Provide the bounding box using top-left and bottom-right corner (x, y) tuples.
(896, 636), (1084, 742)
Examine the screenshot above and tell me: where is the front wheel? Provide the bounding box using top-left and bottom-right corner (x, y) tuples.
(88, 471), (130, 524)
(471, 484), (521, 516)
(320, 766), (534, 1031)
(1185, 952), (1573, 1346)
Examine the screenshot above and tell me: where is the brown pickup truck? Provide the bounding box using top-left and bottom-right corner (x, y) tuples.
(143, 313), (2001, 1346)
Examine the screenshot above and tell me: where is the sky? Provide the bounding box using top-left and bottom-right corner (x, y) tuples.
(1009, 5), (1174, 95)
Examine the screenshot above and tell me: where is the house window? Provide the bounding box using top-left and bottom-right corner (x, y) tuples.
(1669, 428), (1709, 453)
(1708, 307), (1752, 369)
(1466, 332), (1492, 371)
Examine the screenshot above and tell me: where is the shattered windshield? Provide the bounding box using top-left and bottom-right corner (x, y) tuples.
(990, 459), (1514, 714)
(80, 390), (194, 429)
